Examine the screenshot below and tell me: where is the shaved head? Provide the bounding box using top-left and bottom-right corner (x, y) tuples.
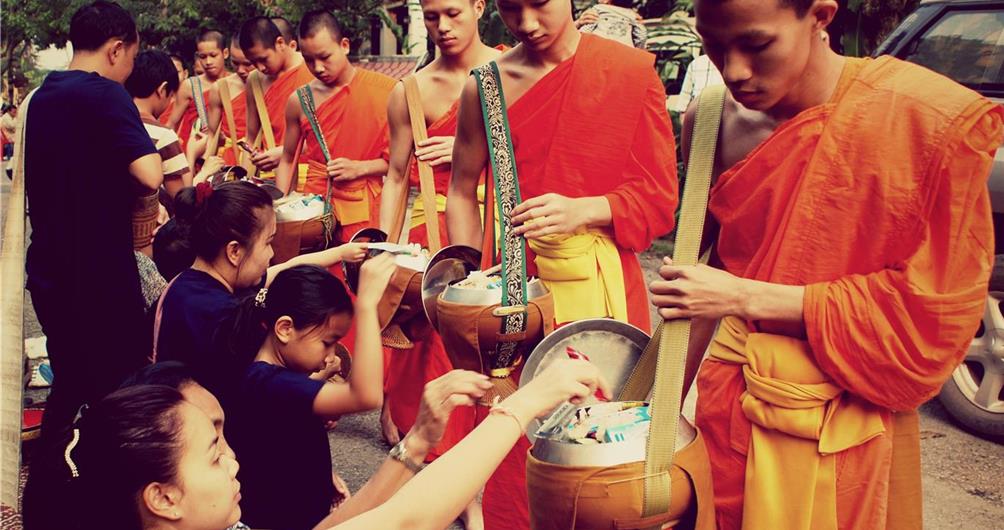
(239, 16), (282, 51)
(271, 16), (296, 43)
(698, 0), (814, 17)
(198, 29), (226, 51)
(298, 9), (345, 41)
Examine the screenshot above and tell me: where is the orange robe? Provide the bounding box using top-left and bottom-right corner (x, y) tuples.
(175, 88), (211, 155)
(385, 100), (476, 460)
(220, 88), (248, 165)
(258, 63), (315, 150)
(299, 68), (393, 242)
(481, 34), (679, 530)
(158, 98), (175, 126)
(698, 56), (1003, 530)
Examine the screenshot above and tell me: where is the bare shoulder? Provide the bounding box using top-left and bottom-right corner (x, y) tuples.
(387, 82), (408, 120)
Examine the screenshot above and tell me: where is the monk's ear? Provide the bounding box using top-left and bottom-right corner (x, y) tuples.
(474, 0), (487, 19)
(274, 36), (286, 51)
(339, 37), (351, 56)
(809, 1), (838, 33)
(222, 47), (230, 60)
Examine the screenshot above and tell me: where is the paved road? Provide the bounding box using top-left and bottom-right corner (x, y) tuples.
(4, 171), (1002, 528)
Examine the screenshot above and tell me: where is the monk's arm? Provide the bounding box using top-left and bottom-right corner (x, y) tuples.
(165, 80), (192, 130)
(380, 83), (412, 233)
(206, 84), (223, 133)
(275, 94), (302, 195)
(446, 77), (488, 248)
(802, 107), (1004, 411)
(245, 78), (261, 146)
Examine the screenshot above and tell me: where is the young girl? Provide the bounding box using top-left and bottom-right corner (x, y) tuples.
(225, 260), (394, 530)
(155, 180), (365, 405)
(67, 360), (607, 530)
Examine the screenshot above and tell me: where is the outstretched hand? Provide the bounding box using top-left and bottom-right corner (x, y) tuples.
(408, 370), (494, 453)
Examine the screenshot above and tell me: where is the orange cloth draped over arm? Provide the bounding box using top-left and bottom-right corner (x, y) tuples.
(700, 56), (1004, 530)
(299, 68), (393, 241)
(220, 89), (247, 165)
(261, 64), (315, 148)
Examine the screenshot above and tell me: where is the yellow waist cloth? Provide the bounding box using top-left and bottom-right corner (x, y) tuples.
(709, 316), (886, 530)
(527, 228), (627, 324)
(306, 160), (381, 226)
(410, 185), (487, 230)
(259, 163), (308, 190)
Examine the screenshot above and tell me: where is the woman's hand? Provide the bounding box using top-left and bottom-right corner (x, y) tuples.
(502, 359), (611, 425)
(193, 156), (225, 185)
(415, 136), (455, 167)
(649, 257), (749, 320)
(355, 253), (396, 309)
(337, 242), (369, 264)
(510, 193), (594, 239)
(407, 370), (493, 455)
(251, 146), (283, 171)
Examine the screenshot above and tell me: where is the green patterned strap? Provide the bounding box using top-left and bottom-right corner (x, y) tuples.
(473, 61), (529, 369)
(191, 76), (209, 132)
(296, 85), (334, 215)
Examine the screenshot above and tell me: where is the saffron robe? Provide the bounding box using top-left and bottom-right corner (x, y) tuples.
(220, 87), (248, 165)
(175, 88), (211, 155)
(480, 34), (679, 530)
(299, 68), (393, 241)
(385, 100), (475, 459)
(697, 56), (1003, 530)
(255, 63), (315, 150)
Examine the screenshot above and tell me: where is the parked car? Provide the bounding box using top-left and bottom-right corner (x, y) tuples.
(876, 0), (1004, 438)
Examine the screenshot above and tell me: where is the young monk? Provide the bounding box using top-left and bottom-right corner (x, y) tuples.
(271, 16), (299, 51)
(379, 1), (502, 526)
(646, 1), (1004, 529)
(165, 30), (231, 155)
(205, 35), (253, 165)
(274, 10), (393, 242)
(446, 1), (679, 528)
(239, 16), (314, 173)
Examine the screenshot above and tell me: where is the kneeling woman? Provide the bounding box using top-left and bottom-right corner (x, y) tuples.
(66, 360), (608, 530)
(155, 181), (365, 404)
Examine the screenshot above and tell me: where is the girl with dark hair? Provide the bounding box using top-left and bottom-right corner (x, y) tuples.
(67, 363), (609, 530)
(155, 180), (365, 406)
(226, 259), (394, 530)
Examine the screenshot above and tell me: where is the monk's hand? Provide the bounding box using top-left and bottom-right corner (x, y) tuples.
(511, 193), (590, 239)
(408, 370), (493, 455)
(328, 157), (367, 181)
(650, 257), (749, 320)
(415, 136), (455, 166)
(251, 147), (282, 171)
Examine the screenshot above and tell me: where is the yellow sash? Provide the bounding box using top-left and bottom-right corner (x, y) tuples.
(527, 228), (627, 324)
(306, 160), (380, 226)
(410, 184), (488, 231)
(709, 316), (886, 530)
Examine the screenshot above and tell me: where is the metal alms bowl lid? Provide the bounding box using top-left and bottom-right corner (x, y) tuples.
(440, 277), (548, 306)
(519, 318), (649, 444)
(421, 245), (482, 328)
(342, 227), (389, 293)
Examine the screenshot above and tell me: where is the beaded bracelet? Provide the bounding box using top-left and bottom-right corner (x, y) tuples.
(489, 396), (525, 434)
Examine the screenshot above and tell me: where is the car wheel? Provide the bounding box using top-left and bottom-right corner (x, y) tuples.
(939, 287), (1004, 439)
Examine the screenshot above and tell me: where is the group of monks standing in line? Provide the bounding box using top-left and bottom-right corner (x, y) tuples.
(16, 0), (1004, 529)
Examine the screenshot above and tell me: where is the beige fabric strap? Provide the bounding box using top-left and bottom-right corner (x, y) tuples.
(217, 79), (241, 164)
(1, 89), (35, 506)
(249, 70), (276, 150)
(402, 76), (442, 252)
(617, 85), (725, 526)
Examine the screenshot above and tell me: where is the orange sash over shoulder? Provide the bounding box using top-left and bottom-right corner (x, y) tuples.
(697, 56), (1004, 530)
(262, 63), (315, 147)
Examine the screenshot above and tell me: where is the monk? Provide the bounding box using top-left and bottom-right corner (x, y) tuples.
(205, 35), (253, 165)
(240, 16), (315, 174)
(380, 0), (502, 526)
(164, 30), (231, 156)
(446, 1), (679, 528)
(648, 1), (1004, 529)
(271, 16), (299, 51)
(157, 54), (188, 124)
(274, 10), (392, 243)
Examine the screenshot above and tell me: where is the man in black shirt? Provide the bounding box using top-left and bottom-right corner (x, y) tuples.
(21, 3), (162, 529)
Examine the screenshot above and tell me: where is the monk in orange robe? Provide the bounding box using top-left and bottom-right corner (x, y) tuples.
(239, 16), (315, 173)
(274, 11), (391, 243)
(206, 35), (252, 166)
(447, 1), (679, 525)
(380, 1), (502, 526)
(164, 31), (231, 157)
(649, 1), (1004, 529)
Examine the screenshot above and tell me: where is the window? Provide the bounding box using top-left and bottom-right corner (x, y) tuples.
(904, 9), (1004, 91)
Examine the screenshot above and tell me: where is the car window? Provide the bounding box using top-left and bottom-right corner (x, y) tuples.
(904, 9), (1004, 90)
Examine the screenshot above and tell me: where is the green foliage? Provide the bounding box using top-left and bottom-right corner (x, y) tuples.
(834, 0), (921, 57)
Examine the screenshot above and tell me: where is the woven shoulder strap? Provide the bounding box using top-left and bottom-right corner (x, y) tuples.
(616, 84), (726, 526)
(249, 71), (276, 150)
(402, 75), (443, 252)
(472, 61), (529, 373)
(1, 88), (36, 506)
(296, 85), (334, 214)
(190, 76), (209, 130)
(217, 77), (242, 164)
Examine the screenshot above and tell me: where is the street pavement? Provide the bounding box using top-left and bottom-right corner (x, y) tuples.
(4, 173), (1003, 529)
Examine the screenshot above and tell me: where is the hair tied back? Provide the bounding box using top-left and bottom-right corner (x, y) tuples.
(195, 181), (214, 207)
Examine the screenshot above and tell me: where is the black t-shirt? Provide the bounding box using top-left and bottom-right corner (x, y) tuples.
(229, 362), (333, 530)
(24, 70), (157, 379)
